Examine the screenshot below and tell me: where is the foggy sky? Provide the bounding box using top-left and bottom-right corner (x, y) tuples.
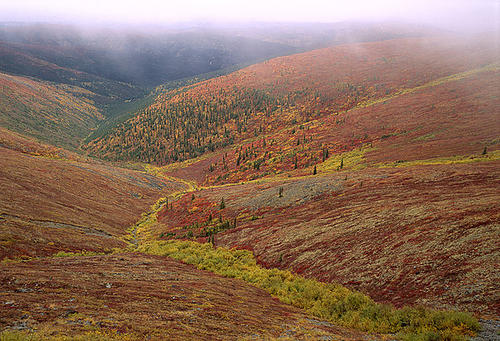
(1, 0), (498, 32)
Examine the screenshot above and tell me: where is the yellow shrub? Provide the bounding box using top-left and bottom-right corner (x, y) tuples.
(138, 240), (479, 340)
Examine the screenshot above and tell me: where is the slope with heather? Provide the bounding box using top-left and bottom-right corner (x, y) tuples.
(0, 132), (187, 260)
(0, 134), (387, 341)
(147, 55), (500, 186)
(1, 31), (499, 340)
(85, 35), (500, 165)
(147, 160), (500, 319)
(144, 65), (500, 317)
(0, 71), (106, 149)
(107, 34), (500, 321)
(1, 253), (373, 340)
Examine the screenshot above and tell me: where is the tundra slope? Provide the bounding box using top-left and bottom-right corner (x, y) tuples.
(0, 129), (187, 260)
(0, 72), (104, 149)
(1, 253), (374, 340)
(85, 35), (500, 167)
(1, 32), (499, 339)
(159, 62), (500, 185)
(0, 131), (380, 340)
(130, 35), (500, 319)
(152, 161), (499, 317)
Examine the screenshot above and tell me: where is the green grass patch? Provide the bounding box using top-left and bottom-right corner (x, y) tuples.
(138, 240), (479, 340)
(318, 145), (374, 173)
(376, 149), (500, 168)
(84, 93), (156, 143)
(414, 133), (435, 141)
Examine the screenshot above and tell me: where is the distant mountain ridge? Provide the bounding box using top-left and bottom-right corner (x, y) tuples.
(0, 21), (437, 89)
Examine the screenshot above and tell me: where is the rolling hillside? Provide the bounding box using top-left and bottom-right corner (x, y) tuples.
(0, 72), (106, 149)
(1, 29), (499, 340)
(0, 24), (296, 87)
(84, 35), (500, 167)
(82, 33), (500, 327)
(149, 161), (499, 317)
(0, 130), (187, 260)
(0, 22), (443, 154)
(0, 42), (144, 101)
(0, 22), (434, 88)
(0, 130), (389, 341)
(0, 253), (378, 340)
(159, 61), (500, 185)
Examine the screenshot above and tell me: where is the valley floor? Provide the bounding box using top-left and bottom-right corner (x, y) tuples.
(1, 134), (499, 339)
(151, 161), (500, 319)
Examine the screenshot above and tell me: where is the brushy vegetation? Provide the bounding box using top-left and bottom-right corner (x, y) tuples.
(139, 240), (480, 341)
(52, 250), (106, 257)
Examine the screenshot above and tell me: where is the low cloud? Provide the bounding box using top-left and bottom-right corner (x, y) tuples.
(0, 0), (498, 32)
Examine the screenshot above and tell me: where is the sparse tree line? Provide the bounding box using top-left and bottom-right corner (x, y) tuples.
(83, 73), (378, 166)
(85, 87), (299, 164)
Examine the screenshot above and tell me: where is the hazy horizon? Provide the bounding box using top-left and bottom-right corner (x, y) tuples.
(1, 0), (498, 33)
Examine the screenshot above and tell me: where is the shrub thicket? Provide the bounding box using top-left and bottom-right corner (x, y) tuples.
(139, 240), (479, 341)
